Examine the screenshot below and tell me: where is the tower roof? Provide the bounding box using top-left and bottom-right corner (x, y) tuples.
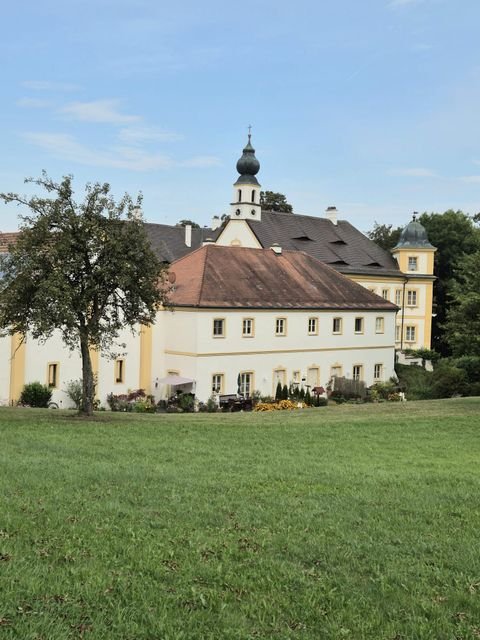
(393, 214), (435, 249)
(235, 133), (260, 186)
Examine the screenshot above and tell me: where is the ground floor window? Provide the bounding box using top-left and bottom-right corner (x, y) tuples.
(307, 367), (319, 387)
(212, 373), (224, 394)
(239, 372), (253, 397)
(331, 365), (342, 379)
(352, 365), (363, 381)
(373, 363), (383, 381)
(405, 325), (416, 343)
(47, 363), (59, 388)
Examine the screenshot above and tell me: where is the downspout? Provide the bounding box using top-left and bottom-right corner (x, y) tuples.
(400, 276), (408, 352)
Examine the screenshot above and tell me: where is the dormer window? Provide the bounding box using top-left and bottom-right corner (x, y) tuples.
(238, 189), (242, 202)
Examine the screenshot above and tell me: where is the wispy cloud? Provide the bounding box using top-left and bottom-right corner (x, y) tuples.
(117, 126), (182, 145)
(59, 100), (140, 124)
(388, 167), (437, 177)
(21, 80), (80, 92)
(460, 175), (480, 184)
(16, 97), (52, 108)
(22, 132), (220, 172)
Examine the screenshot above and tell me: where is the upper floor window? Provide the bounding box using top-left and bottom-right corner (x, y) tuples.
(242, 318), (254, 337)
(408, 256), (418, 271)
(354, 317), (364, 334)
(375, 317), (384, 333)
(405, 325), (416, 342)
(395, 289), (402, 306)
(308, 317), (318, 335)
(333, 317), (342, 334)
(381, 288), (389, 300)
(275, 317), (287, 336)
(213, 318), (225, 337)
(406, 290), (418, 306)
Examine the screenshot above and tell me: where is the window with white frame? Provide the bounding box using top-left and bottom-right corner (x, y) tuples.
(275, 317), (286, 336)
(374, 363), (383, 381)
(292, 370), (301, 384)
(331, 365), (342, 378)
(308, 317), (318, 334)
(406, 290), (418, 306)
(239, 372), (253, 397)
(405, 325), (416, 342)
(212, 374), (224, 394)
(375, 317), (384, 333)
(352, 365), (363, 381)
(213, 318), (225, 337)
(395, 325), (401, 342)
(395, 289), (402, 306)
(354, 317), (364, 333)
(408, 256), (418, 271)
(332, 317), (342, 334)
(307, 367), (319, 387)
(382, 288), (389, 300)
(242, 318), (254, 337)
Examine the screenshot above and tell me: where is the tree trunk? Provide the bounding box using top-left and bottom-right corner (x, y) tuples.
(80, 330), (94, 416)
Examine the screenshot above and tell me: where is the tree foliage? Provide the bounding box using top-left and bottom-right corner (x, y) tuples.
(260, 191), (293, 213)
(418, 210), (480, 355)
(177, 219), (200, 228)
(0, 173), (169, 415)
(443, 250), (480, 357)
(366, 222), (402, 251)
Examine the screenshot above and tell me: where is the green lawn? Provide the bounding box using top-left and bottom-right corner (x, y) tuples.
(1, 399), (480, 640)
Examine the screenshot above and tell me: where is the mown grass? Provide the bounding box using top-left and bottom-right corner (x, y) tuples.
(1, 399), (480, 639)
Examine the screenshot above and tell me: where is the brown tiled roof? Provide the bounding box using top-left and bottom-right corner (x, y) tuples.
(169, 245), (398, 311)
(0, 232), (19, 253)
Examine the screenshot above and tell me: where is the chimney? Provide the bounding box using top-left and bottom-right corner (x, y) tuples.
(270, 243), (282, 255)
(184, 224), (192, 247)
(211, 216), (221, 231)
(326, 206), (338, 225)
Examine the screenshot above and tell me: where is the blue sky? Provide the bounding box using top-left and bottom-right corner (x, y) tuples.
(1, 0), (479, 233)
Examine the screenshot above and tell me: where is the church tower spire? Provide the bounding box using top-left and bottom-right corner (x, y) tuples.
(230, 129), (262, 221)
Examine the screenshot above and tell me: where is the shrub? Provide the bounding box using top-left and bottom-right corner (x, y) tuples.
(304, 389), (312, 406)
(64, 379), (83, 410)
(20, 382), (52, 408)
(331, 376), (366, 400)
(431, 364), (467, 399)
(177, 393), (195, 413)
(395, 363), (434, 400)
(206, 395), (218, 413)
(275, 381), (282, 401)
(315, 396), (328, 407)
(282, 384), (289, 400)
(369, 381), (397, 400)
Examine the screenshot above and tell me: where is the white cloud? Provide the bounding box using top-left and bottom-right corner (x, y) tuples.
(460, 175), (480, 184)
(388, 167), (437, 177)
(59, 100), (140, 124)
(117, 126), (182, 145)
(16, 97), (52, 108)
(22, 132), (219, 172)
(21, 80), (80, 92)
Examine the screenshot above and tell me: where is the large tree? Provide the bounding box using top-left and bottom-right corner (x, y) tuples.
(366, 222), (402, 252)
(443, 250), (480, 357)
(260, 191), (293, 213)
(418, 210), (480, 355)
(0, 173), (169, 416)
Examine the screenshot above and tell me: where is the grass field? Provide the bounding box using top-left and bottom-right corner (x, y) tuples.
(1, 399), (480, 639)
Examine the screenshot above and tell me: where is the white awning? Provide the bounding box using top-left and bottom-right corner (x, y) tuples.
(156, 375), (195, 386)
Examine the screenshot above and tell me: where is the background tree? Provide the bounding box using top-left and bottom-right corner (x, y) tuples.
(176, 219), (200, 228)
(260, 191), (293, 213)
(366, 222), (402, 251)
(0, 173), (169, 416)
(443, 250), (480, 357)
(418, 210), (480, 355)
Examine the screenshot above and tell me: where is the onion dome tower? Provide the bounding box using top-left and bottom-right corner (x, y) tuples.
(230, 130), (262, 221)
(391, 213), (436, 275)
(393, 214), (435, 250)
